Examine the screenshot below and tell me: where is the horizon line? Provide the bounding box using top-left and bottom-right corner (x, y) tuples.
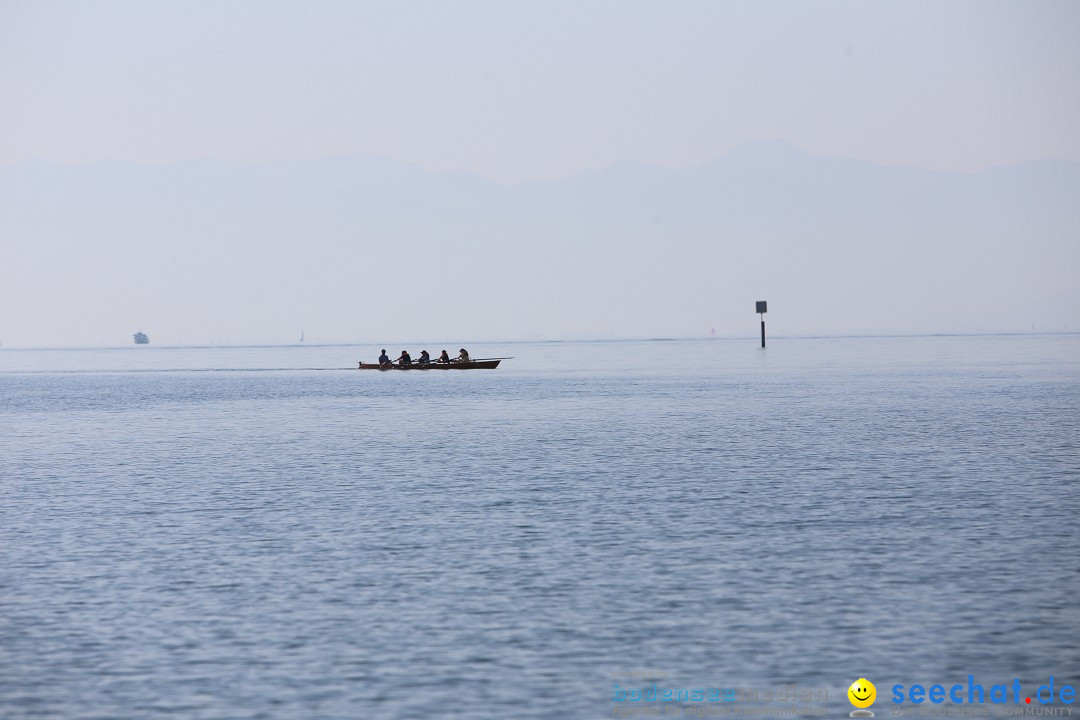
(2, 330), (1077, 352)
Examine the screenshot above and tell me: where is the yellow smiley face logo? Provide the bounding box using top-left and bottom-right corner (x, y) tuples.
(848, 678), (876, 708)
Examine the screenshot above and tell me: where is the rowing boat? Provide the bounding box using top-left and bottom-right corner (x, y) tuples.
(357, 359), (501, 370)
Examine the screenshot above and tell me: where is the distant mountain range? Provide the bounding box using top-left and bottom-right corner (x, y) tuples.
(1, 142), (1077, 346)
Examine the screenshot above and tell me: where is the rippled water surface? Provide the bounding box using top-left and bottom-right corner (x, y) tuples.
(2, 335), (1078, 719)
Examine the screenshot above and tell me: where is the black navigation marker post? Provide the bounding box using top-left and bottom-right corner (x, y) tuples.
(756, 300), (768, 348)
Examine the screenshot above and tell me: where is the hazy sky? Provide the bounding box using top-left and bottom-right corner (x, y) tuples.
(2, 1), (1079, 347)
(2, 1), (1079, 181)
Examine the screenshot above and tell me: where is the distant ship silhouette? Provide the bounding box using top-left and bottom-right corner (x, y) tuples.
(133, 331), (149, 344)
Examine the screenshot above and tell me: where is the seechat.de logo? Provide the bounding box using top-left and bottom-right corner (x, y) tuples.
(848, 678), (877, 717)
(891, 676), (1077, 706)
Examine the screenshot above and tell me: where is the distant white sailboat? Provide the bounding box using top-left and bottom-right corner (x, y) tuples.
(300, 329), (304, 343)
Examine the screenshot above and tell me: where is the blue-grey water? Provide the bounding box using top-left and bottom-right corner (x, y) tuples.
(2, 335), (1078, 719)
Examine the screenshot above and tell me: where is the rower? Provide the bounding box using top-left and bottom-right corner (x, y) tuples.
(394, 350), (412, 367)
(456, 348), (471, 363)
(437, 350), (451, 364)
(378, 349), (391, 367)
(418, 350), (431, 366)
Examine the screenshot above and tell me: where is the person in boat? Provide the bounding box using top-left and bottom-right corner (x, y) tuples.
(417, 350), (431, 365)
(437, 350), (451, 364)
(456, 348), (471, 363)
(378, 349), (391, 367)
(394, 350), (412, 367)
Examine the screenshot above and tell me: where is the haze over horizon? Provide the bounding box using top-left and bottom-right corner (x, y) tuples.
(1, 1), (1078, 347)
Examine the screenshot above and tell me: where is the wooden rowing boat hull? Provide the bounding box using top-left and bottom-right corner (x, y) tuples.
(357, 360), (501, 370)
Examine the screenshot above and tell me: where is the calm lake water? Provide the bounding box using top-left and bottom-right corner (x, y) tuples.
(2, 335), (1078, 719)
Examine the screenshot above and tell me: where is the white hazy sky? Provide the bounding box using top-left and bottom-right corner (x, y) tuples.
(1, 1), (1079, 347)
(2, 0), (1079, 181)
